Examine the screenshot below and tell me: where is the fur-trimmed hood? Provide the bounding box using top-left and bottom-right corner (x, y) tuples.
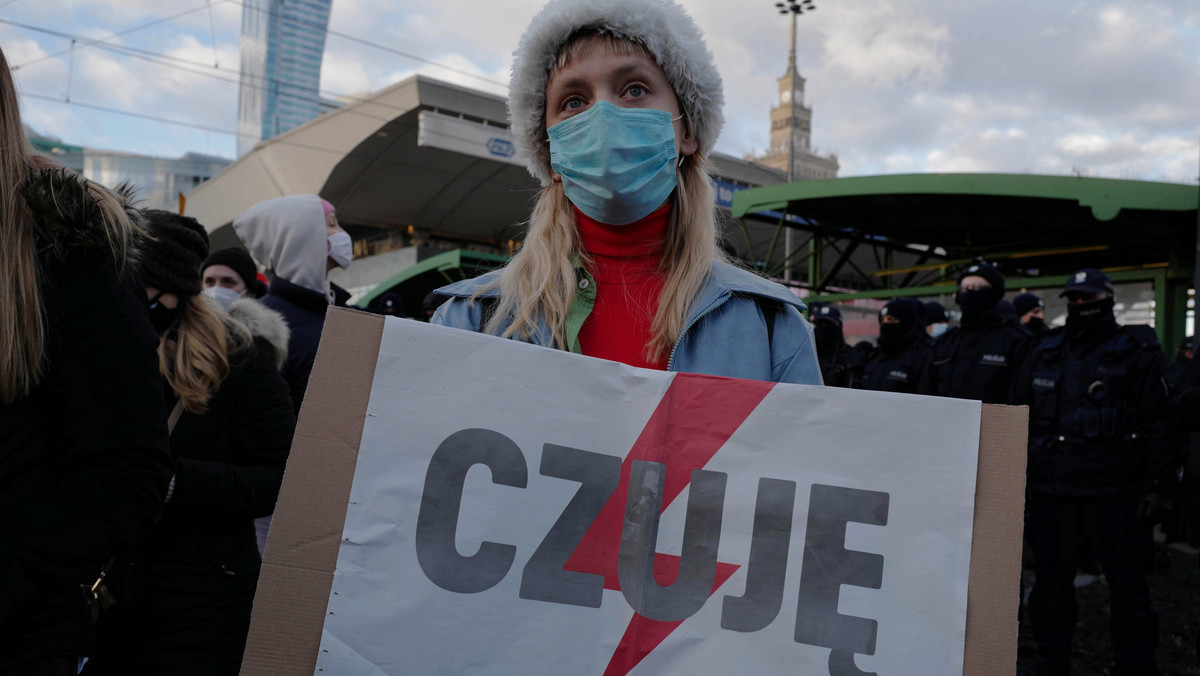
(22, 167), (144, 269)
(228, 298), (290, 371)
(508, 0), (725, 186)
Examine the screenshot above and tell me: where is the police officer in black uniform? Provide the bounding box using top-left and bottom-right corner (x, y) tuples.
(1017, 268), (1174, 676)
(860, 298), (931, 394)
(1014, 292), (1052, 337)
(919, 263), (1032, 403)
(809, 303), (863, 388)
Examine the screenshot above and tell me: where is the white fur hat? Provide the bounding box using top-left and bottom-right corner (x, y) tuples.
(508, 0), (725, 185)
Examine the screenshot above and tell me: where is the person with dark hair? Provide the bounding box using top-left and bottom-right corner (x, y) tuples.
(860, 298), (932, 394)
(0, 44), (173, 674)
(1015, 268), (1173, 676)
(809, 303), (863, 388)
(422, 291), (451, 322)
(925, 300), (949, 340)
(201, 247), (267, 308)
(88, 211), (294, 675)
(1013, 292), (1049, 336)
(920, 263), (1032, 404)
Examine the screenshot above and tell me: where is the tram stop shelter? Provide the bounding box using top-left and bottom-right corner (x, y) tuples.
(731, 173), (1200, 354)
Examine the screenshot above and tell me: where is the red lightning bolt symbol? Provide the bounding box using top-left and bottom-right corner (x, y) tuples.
(563, 373), (775, 676)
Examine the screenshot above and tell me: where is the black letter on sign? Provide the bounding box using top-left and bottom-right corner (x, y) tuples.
(721, 477), (797, 632)
(519, 443), (621, 608)
(794, 484), (889, 676)
(618, 460), (727, 622)
(415, 428), (527, 594)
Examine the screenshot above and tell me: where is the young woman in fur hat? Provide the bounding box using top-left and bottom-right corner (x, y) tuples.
(0, 45), (175, 674)
(433, 0), (821, 383)
(87, 211), (295, 676)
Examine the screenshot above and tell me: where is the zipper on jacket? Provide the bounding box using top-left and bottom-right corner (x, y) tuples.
(667, 294), (731, 371)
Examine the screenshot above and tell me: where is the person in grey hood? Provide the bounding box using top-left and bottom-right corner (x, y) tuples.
(233, 195), (353, 415)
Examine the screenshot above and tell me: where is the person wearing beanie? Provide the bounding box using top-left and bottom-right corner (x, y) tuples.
(1014, 268), (1172, 676)
(0, 49), (172, 671)
(233, 195), (353, 414)
(919, 263), (1032, 403)
(860, 298), (932, 394)
(1012, 292), (1049, 336)
(200, 247), (291, 557)
(202, 247), (267, 310)
(925, 300), (950, 340)
(432, 0), (820, 384)
(90, 211), (295, 675)
(809, 302), (862, 387)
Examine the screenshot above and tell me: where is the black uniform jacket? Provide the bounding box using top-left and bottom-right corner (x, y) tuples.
(1016, 323), (1173, 496)
(920, 310), (1032, 404)
(862, 338), (933, 394)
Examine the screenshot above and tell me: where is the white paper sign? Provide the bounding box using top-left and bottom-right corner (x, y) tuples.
(316, 318), (982, 675)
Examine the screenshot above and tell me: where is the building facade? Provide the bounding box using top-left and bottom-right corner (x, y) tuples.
(237, 0), (333, 157)
(749, 62), (839, 181)
(28, 126), (230, 210)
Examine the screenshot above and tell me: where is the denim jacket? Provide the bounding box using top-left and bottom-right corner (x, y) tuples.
(431, 260), (823, 385)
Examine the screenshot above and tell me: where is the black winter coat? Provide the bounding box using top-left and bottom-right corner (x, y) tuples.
(861, 338), (932, 394)
(817, 341), (865, 388)
(920, 310), (1032, 404)
(1016, 323), (1174, 497)
(0, 170), (172, 670)
(259, 275), (328, 415)
(91, 320), (295, 675)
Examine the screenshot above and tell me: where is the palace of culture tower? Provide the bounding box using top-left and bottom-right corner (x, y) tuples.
(749, 53), (839, 180)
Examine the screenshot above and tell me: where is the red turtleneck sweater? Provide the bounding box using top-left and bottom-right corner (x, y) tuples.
(575, 203), (669, 370)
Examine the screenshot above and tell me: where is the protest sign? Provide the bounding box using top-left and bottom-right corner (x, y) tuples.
(242, 308), (1028, 675)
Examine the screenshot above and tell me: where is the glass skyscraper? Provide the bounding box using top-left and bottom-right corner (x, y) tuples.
(237, 0), (333, 157)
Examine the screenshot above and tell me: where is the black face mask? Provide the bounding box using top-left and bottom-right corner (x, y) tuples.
(1066, 296), (1115, 335)
(877, 322), (912, 350)
(1025, 316), (1046, 333)
(955, 288), (1001, 317)
(812, 324), (842, 352)
(147, 292), (180, 335)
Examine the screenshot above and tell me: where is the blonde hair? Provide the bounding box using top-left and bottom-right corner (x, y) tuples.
(483, 32), (721, 362)
(159, 294), (252, 414)
(0, 46), (139, 403)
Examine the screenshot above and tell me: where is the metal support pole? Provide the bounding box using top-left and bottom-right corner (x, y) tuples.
(782, 11), (797, 285)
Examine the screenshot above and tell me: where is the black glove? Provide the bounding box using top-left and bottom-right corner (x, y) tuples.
(1134, 492), (1170, 523)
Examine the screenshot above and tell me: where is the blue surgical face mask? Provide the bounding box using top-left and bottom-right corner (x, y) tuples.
(548, 101), (680, 226)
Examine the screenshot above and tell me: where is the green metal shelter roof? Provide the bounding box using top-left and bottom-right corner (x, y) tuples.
(731, 173), (1198, 278)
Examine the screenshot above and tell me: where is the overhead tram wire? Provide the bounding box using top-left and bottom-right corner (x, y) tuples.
(11, 3), (215, 71)
(0, 18), (508, 128)
(20, 91), (238, 136)
(220, 0), (508, 90)
(17, 90), (470, 179)
(0, 19), (398, 127)
(8, 8), (517, 172)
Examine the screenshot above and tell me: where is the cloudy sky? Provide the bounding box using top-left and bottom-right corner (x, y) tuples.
(2, 0), (1197, 183)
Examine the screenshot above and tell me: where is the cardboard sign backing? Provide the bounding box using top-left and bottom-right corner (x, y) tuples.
(241, 308), (1028, 676)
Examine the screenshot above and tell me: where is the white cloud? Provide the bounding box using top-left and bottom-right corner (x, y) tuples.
(0, 0), (1194, 184)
